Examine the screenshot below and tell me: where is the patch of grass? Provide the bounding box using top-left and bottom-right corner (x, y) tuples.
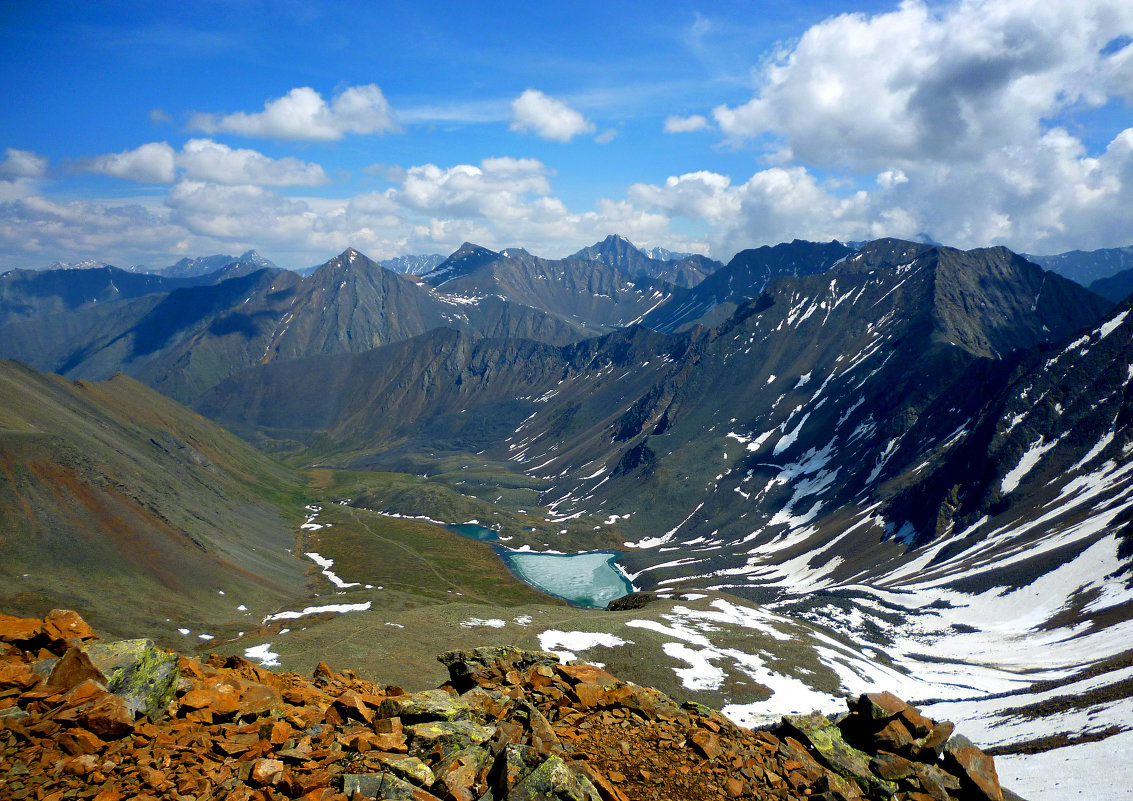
(303, 503), (560, 608)
(303, 468), (624, 552)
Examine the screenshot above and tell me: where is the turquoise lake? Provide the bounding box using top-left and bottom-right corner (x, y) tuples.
(497, 549), (633, 609)
(446, 522), (633, 608)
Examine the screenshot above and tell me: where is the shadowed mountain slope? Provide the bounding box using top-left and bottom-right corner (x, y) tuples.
(421, 243), (685, 334)
(0, 249), (583, 404)
(641, 239), (855, 331)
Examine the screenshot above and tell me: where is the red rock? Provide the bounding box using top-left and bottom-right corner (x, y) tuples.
(371, 732), (409, 753)
(574, 683), (603, 709)
(251, 758), (285, 786)
(48, 647), (106, 690)
(900, 706), (934, 737)
(861, 691), (908, 719)
(333, 689), (373, 723)
(947, 744), (1003, 801)
(138, 766), (166, 788)
(871, 750), (914, 781)
(725, 777), (745, 797)
(920, 720), (955, 756)
(0, 661), (40, 691)
(240, 682), (283, 715)
(62, 753), (98, 776)
(57, 678), (110, 714)
(374, 716), (403, 735)
(0, 613), (43, 643)
(689, 730), (723, 760)
(260, 720), (292, 745)
(42, 610), (96, 645)
(79, 694), (134, 739)
(558, 664), (619, 685)
(58, 728), (106, 756)
(875, 718), (914, 751)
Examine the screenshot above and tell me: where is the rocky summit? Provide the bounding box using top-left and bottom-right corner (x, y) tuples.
(0, 610), (1018, 801)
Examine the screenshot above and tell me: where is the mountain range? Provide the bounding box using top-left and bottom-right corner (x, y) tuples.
(1, 232), (1131, 794)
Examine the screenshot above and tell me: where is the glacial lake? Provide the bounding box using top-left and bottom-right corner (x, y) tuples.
(497, 550), (633, 609)
(446, 523), (633, 608)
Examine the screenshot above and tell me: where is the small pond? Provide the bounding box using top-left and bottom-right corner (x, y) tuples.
(445, 522), (499, 541)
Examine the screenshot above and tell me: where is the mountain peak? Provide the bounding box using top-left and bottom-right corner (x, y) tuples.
(421, 243), (501, 286)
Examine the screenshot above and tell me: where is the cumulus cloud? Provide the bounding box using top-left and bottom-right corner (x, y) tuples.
(178, 139), (328, 186)
(684, 0), (1133, 254)
(81, 140), (327, 187)
(510, 90), (595, 142)
(713, 0), (1133, 167)
(0, 149), (48, 180)
(189, 84), (398, 141)
(85, 142), (177, 184)
(393, 157), (552, 217)
(629, 168), (887, 258)
(664, 115), (709, 134)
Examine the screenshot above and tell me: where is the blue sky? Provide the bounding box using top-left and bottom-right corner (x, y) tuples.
(1, 0), (1132, 269)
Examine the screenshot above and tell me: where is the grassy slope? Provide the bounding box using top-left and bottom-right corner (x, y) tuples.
(0, 360), (311, 638)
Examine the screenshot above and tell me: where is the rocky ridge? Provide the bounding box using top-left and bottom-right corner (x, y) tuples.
(0, 610), (1018, 801)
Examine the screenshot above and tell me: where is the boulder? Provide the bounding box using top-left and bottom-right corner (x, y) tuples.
(780, 712), (897, 797)
(944, 735), (1003, 801)
(378, 754), (435, 788)
(858, 691), (908, 720)
(508, 754), (602, 801)
(438, 646), (562, 692)
(343, 772), (442, 800)
(379, 689), (471, 723)
(0, 613), (43, 644)
(81, 638), (179, 719)
(42, 609), (96, 646)
(407, 719), (494, 763)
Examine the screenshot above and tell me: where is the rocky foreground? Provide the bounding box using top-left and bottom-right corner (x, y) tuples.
(0, 610), (1020, 801)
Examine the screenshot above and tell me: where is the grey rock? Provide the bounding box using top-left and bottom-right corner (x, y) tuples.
(380, 689), (471, 723)
(81, 639), (179, 719)
(407, 719), (495, 763)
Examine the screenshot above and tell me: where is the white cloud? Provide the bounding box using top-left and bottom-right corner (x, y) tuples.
(0, 149), (48, 180)
(629, 168), (886, 257)
(510, 90), (595, 142)
(178, 139), (328, 186)
(0, 156), (699, 270)
(394, 157), (552, 217)
(189, 84), (398, 141)
(85, 142), (177, 184)
(81, 140), (327, 187)
(595, 129), (619, 144)
(713, 0), (1133, 168)
(664, 115), (709, 134)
